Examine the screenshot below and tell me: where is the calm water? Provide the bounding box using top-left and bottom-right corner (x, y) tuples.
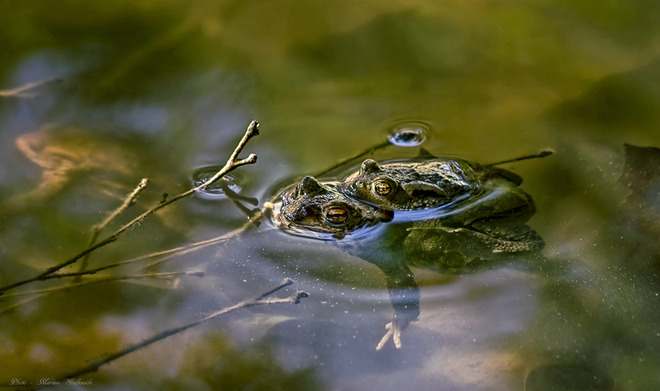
(1, 1), (660, 390)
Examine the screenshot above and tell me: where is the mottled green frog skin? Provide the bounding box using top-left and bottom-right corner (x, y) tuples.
(271, 157), (544, 348)
(343, 158), (478, 210)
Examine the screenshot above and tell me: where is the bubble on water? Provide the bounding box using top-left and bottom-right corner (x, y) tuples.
(191, 166), (242, 199)
(386, 120), (431, 147)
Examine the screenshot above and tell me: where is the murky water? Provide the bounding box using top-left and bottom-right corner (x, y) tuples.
(2, 1), (660, 390)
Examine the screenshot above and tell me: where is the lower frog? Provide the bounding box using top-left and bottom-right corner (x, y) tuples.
(270, 153), (547, 350)
(272, 175), (394, 240)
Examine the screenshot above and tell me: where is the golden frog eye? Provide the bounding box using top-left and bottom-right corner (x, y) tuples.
(325, 207), (348, 224)
(373, 180), (393, 196)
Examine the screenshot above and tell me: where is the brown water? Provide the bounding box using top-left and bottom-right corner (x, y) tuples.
(1, 1), (660, 390)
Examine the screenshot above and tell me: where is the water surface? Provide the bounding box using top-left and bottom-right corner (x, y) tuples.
(1, 1), (660, 390)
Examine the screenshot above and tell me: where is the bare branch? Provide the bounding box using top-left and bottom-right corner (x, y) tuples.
(96, 178), (150, 231)
(314, 140), (392, 177)
(78, 178), (149, 275)
(485, 149), (554, 167)
(0, 77), (62, 98)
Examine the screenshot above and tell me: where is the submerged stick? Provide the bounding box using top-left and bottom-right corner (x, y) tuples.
(217, 180), (261, 224)
(485, 149), (554, 167)
(0, 77), (63, 98)
(57, 279), (308, 381)
(0, 121), (260, 296)
(314, 140), (392, 177)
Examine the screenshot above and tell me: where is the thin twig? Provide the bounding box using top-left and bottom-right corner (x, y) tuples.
(56, 279), (307, 381)
(142, 206), (269, 270)
(314, 140), (392, 177)
(78, 178), (149, 275)
(0, 121), (260, 296)
(485, 149), (554, 167)
(0, 77), (62, 98)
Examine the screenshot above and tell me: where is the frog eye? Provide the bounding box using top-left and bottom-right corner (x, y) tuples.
(373, 180), (394, 196)
(325, 207), (349, 224)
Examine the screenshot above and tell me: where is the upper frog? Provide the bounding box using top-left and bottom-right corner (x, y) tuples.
(341, 158), (539, 227)
(342, 158), (478, 211)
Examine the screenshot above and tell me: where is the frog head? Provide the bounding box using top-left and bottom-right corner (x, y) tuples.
(273, 176), (393, 239)
(342, 158), (477, 211)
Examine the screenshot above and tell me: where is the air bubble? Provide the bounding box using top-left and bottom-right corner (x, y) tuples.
(386, 120), (431, 147)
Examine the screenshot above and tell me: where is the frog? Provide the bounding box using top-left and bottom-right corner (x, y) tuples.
(270, 154), (546, 350)
(272, 175), (394, 240)
(342, 158), (478, 211)
(341, 157), (537, 225)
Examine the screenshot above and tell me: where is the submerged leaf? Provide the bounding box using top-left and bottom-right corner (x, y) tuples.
(619, 143), (660, 276)
(620, 143), (660, 221)
(620, 144), (660, 200)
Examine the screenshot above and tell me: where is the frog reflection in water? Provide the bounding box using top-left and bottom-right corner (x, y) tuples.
(271, 155), (545, 350)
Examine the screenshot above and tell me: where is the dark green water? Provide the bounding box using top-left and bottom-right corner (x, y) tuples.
(1, 1), (660, 390)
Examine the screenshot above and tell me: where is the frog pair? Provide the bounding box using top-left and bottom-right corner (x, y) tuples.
(271, 154), (546, 349)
